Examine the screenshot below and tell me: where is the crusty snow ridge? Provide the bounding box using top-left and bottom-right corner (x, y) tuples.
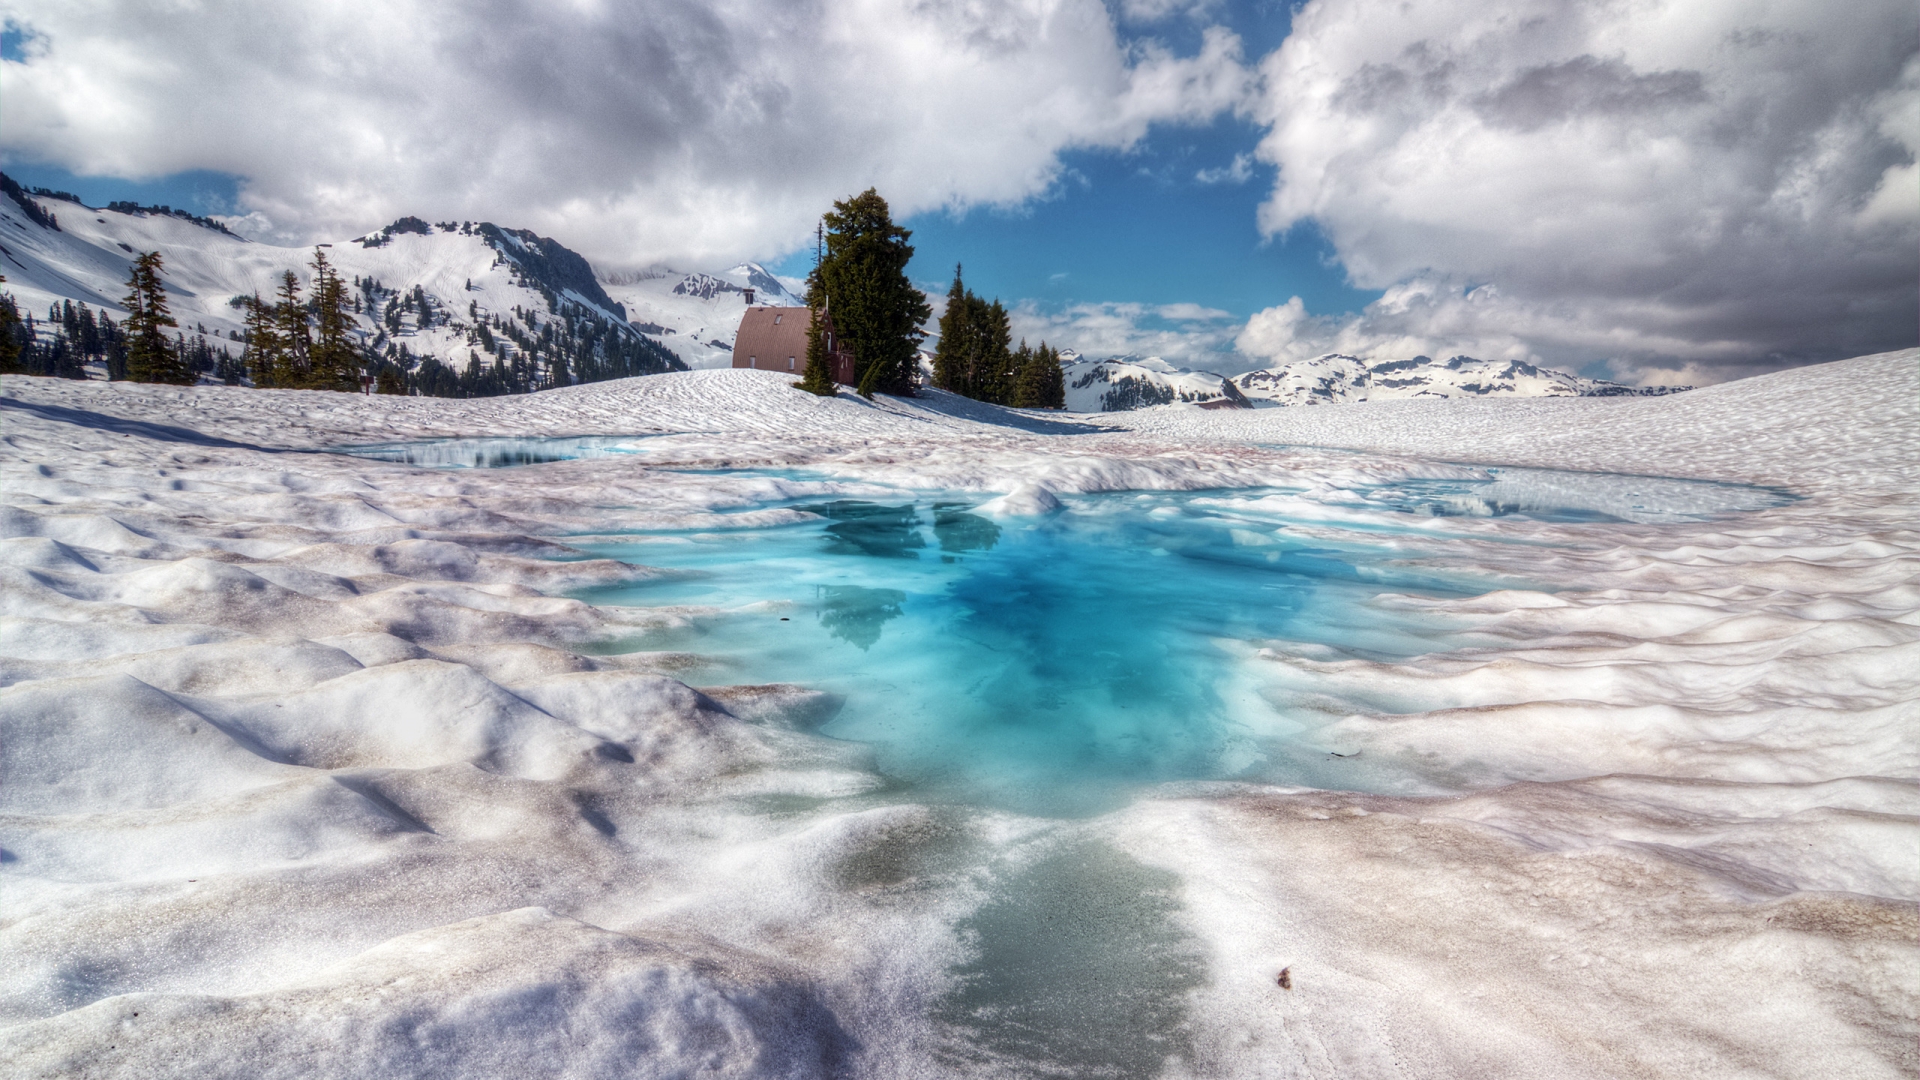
(0, 348), (1914, 1078)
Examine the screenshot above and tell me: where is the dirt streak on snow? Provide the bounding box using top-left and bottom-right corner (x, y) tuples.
(0, 353), (1915, 1079)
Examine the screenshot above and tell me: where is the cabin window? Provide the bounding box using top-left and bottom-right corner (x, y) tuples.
(773, 314), (782, 324)
(787, 356), (796, 370)
(749, 356), (757, 366)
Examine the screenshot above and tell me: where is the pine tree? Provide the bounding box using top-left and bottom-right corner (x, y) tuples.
(307, 249), (360, 391)
(123, 252), (193, 384)
(930, 264), (1017, 405)
(0, 275), (20, 374)
(813, 189), (930, 398)
(1041, 343), (1065, 409)
(242, 292), (284, 386)
(977, 300), (1012, 405)
(795, 302), (837, 395)
(932, 265), (969, 393)
(1009, 340), (1040, 408)
(272, 270), (310, 386)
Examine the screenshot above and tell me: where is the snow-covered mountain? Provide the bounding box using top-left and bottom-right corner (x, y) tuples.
(598, 263), (805, 370)
(1233, 353), (1686, 406)
(1061, 355), (1251, 412)
(0, 176), (798, 381)
(1055, 351), (1683, 413)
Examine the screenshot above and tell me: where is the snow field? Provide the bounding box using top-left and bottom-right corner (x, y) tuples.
(0, 352), (1916, 1077)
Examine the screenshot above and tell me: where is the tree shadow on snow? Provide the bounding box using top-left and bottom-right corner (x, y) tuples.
(0, 396), (284, 452)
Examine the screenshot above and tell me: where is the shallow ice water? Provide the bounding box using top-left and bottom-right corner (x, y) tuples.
(574, 467), (1789, 815)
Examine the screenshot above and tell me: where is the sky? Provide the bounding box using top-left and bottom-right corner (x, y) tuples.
(2, 0), (1914, 384)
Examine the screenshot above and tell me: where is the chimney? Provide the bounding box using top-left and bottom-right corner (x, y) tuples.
(743, 287), (755, 306)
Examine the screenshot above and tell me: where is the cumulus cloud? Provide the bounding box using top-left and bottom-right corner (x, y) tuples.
(1245, 0), (1920, 381)
(0, 0), (1250, 269)
(1010, 299), (1240, 364)
(1194, 152), (1254, 184)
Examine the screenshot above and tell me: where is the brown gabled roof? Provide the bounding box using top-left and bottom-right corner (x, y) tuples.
(732, 307), (811, 372)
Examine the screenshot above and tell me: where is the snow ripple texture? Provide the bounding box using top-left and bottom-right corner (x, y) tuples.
(0, 350), (1915, 1079)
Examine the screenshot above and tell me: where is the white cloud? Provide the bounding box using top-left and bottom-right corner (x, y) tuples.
(0, 0), (1251, 270)
(1194, 151), (1253, 184)
(1247, 0), (1920, 381)
(1011, 299), (1240, 365)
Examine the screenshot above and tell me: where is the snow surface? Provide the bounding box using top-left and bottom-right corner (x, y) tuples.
(1, 349), (1915, 1078)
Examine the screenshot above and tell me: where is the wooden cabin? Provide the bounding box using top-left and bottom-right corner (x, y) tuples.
(731, 306), (856, 384)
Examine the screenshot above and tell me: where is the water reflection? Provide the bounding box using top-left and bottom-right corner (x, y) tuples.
(933, 505), (1001, 554)
(817, 584), (907, 650)
(818, 501), (925, 559)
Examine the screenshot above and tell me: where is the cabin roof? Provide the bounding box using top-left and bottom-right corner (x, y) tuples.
(731, 306), (811, 369)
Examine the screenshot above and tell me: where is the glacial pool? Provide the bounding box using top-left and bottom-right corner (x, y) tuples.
(572, 471), (1791, 815)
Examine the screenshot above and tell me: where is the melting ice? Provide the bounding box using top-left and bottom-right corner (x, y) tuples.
(577, 468), (1787, 815)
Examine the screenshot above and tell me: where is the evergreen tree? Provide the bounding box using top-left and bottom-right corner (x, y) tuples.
(930, 264), (1017, 404)
(795, 304), (837, 396)
(122, 252), (193, 384)
(99, 310), (128, 380)
(931, 266), (969, 393)
(812, 189), (929, 398)
(272, 270), (311, 386)
(1040, 343), (1065, 409)
(1009, 340), (1041, 408)
(242, 292), (284, 386)
(307, 249), (360, 391)
(1008, 341), (1067, 409)
(0, 275), (20, 374)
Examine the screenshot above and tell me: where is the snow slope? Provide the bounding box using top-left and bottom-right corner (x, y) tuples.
(0, 351), (1914, 1077)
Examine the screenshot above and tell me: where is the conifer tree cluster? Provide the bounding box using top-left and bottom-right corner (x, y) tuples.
(931, 266), (1065, 409)
(243, 250), (365, 390)
(0, 287), (130, 379)
(808, 189), (930, 398)
(0, 271), (242, 383)
(123, 252), (195, 384)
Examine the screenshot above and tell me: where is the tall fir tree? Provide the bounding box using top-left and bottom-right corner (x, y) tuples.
(813, 189), (929, 398)
(930, 264), (1016, 404)
(1040, 343), (1065, 408)
(241, 292), (282, 386)
(795, 302), (837, 395)
(0, 274), (20, 374)
(1009, 340), (1041, 408)
(931, 266), (969, 393)
(122, 252), (193, 384)
(307, 249), (360, 391)
(272, 270), (311, 386)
